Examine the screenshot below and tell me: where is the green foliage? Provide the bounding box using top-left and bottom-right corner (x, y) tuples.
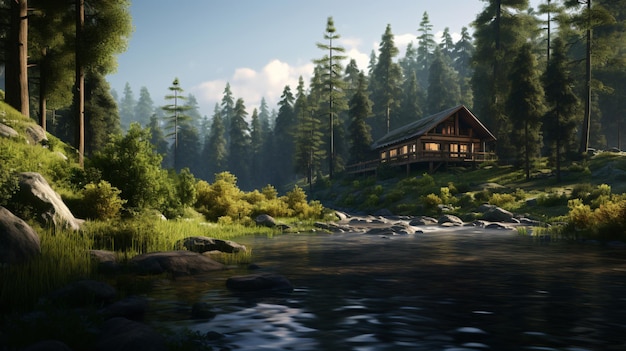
(421, 193), (442, 215)
(488, 193), (517, 209)
(536, 192), (568, 207)
(176, 168), (197, 208)
(89, 123), (170, 211)
(82, 180), (126, 220)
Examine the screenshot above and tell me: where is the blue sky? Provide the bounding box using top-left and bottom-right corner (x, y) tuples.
(106, 0), (543, 118)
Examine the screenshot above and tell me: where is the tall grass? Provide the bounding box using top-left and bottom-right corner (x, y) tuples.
(0, 228), (95, 312)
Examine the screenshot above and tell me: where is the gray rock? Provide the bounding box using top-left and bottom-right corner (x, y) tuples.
(96, 317), (167, 351)
(482, 206), (514, 222)
(174, 236), (246, 253)
(226, 273), (293, 292)
(485, 223), (515, 230)
(0, 122), (18, 139)
(365, 222), (420, 235)
(130, 251), (225, 276)
(334, 211), (349, 221)
(89, 250), (119, 272)
(25, 124), (48, 146)
(101, 296), (149, 321)
(477, 203), (496, 213)
(255, 214), (277, 227)
(438, 214), (464, 226)
(409, 216), (438, 226)
(22, 340), (72, 351)
(0, 206), (41, 265)
(46, 279), (117, 308)
(14, 172), (82, 231)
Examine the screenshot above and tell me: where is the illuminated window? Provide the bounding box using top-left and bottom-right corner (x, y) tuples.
(450, 144), (459, 153)
(409, 144), (416, 153)
(380, 151), (387, 160)
(400, 145), (408, 154)
(389, 149), (398, 157)
(460, 144), (468, 153)
(424, 143), (439, 151)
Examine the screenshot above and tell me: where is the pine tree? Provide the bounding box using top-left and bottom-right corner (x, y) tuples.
(454, 27), (474, 107)
(314, 16), (348, 178)
(417, 12), (436, 89)
(84, 70), (120, 156)
(220, 83), (235, 146)
(370, 24), (403, 140)
(147, 113), (169, 163)
(271, 86), (296, 186)
(348, 72), (374, 163)
(294, 76), (325, 187)
(506, 43), (546, 179)
(119, 82), (136, 130)
(427, 48), (461, 114)
(228, 98), (251, 189)
(543, 37), (580, 181)
(174, 122), (200, 173)
(249, 108), (264, 189)
(399, 71), (423, 127)
(203, 104), (228, 181)
(472, 0), (535, 161)
(162, 78), (192, 169)
(439, 27), (455, 64)
(134, 86), (155, 128)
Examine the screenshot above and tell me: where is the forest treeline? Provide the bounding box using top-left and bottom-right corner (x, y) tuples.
(2, 0), (626, 191)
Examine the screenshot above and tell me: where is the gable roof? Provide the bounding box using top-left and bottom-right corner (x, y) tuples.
(371, 105), (496, 149)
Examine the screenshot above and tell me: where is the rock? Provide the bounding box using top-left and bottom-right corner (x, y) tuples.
(334, 211), (349, 221)
(0, 122), (18, 139)
(226, 273), (293, 292)
(95, 317), (167, 351)
(0, 206), (41, 265)
(409, 216), (438, 226)
(13, 172), (82, 231)
(438, 214), (464, 226)
(25, 124), (48, 146)
(365, 222), (420, 235)
(89, 250), (119, 272)
(22, 340), (72, 351)
(101, 296), (149, 321)
(174, 236), (246, 254)
(46, 280), (117, 308)
(476, 203), (496, 213)
(255, 214), (277, 227)
(485, 222), (515, 230)
(482, 206), (515, 222)
(130, 251), (225, 276)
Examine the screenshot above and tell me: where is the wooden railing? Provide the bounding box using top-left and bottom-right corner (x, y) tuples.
(345, 151), (497, 174)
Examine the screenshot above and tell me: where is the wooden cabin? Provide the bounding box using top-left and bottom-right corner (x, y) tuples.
(346, 105), (497, 174)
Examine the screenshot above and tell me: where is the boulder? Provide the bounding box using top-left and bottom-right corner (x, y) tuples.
(0, 206), (41, 265)
(255, 214), (277, 228)
(95, 317), (167, 351)
(482, 206), (515, 223)
(25, 124), (48, 146)
(45, 279), (117, 308)
(101, 296), (149, 321)
(365, 223), (420, 235)
(485, 222), (515, 230)
(174, 236), (246, 254)
(89, 250), (119, 272)
(226, 273), (293, 292)
(0, 123), (18, 139)
(438, 214), (464, 226)
(14, 172), (82, 231)
(334, 211), (349, 221)
(409, 216), (438, 226)
(130, 251), (225, 276)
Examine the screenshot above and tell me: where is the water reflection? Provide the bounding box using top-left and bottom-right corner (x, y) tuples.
(148, 229), (626, 350)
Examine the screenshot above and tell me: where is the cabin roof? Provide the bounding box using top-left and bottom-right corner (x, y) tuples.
(371, 105), (497, 149)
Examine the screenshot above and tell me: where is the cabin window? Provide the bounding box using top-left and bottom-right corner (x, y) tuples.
(380, 151), (387, 160)
(409, 144), (416, 153)
(424, 142), (439, 151)
(400, 145), (408, 155)
(389, 149), (398, 157)
(460, 144), (468, 153)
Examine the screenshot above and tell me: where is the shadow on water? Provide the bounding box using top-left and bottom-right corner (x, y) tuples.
(147, 228), (626, 350)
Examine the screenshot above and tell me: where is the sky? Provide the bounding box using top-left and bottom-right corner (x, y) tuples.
(106, 0), (543, 118)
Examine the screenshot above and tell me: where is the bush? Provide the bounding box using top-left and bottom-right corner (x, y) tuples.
(82, 180), (126, 220)
(421, 193), (442, 214)
(488, 193), (516, 208)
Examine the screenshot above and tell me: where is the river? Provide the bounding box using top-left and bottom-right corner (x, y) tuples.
(146, 227), (626, 350)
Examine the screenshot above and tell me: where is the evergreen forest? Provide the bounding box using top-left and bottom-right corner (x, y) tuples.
(2, 0), (626, 192)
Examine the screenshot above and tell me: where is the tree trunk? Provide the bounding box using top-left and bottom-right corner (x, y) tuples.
(6, 0), (29, 117)
(76, 0), (85, 167)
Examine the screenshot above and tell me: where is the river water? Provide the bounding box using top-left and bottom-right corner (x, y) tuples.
(147, 227), (626, 351)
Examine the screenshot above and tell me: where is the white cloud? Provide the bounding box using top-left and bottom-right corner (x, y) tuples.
(192, 59), (314, 115)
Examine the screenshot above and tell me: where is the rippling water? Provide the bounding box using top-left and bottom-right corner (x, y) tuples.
(147, 227), (626, 350)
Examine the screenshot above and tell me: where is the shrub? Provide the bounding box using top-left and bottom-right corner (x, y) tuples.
(261, 184), (278, 200)
(421, 193), (442, 214)
(488, 193), (516, 208)
(82, 180), (126, 220)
